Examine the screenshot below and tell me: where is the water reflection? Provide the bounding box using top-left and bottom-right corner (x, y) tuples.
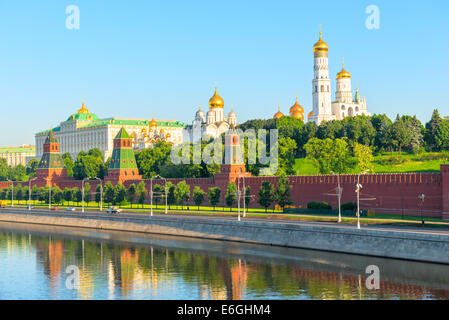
(0, 222), (448, 300)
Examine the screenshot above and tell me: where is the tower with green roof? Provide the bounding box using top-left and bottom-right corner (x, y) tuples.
(36, 129), (67, 186)
(105, 127), (142, 184)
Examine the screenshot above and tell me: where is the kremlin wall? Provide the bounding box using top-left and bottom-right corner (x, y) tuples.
(1, 127), (449, 221)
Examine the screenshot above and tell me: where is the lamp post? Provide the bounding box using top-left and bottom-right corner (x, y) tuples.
(92, 177), (103, 212)
(48, 185), (52, 210)
(7, 179), (13, 208)
(355, 170), (370, 230)
(418, 194), (425, 225)
(237, 179), (241, 222)
(150, 175), (167, 216)
(28, 177), (37, 210)
(331, 172), (342, 223)
(336, 174), (342, 223)
(82, 178), (90, 213)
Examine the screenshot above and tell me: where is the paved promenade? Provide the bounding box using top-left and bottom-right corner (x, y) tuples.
(1, 207), (449, 264)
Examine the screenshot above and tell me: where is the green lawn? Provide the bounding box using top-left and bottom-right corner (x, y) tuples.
(294, 152), (448, 175)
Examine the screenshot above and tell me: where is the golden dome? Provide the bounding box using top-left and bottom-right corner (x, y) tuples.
(313, 26), (328, 54)
(289, 95), (304, 115)
(336, 58), (351, 79)
(141, 127), (147, 133)
(308, 111), (314, 118)
(149, 116), (157, 128)
(273, 105), (284, 119)
(292, 111), (304, 120)
(209, 87), (224, 109)
(77, 102), (90, 114)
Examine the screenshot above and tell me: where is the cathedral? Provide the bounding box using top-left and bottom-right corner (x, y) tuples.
(274, 27), (370, 124)
(185, 88), (237, 141)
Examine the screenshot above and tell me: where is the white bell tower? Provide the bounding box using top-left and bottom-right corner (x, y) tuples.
(311, 26), (335, 124)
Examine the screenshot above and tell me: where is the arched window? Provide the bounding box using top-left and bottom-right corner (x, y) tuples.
(341, 105), (345, 110)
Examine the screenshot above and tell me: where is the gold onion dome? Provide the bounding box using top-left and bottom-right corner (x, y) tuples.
(308, 111), (314, 118)
(209, 87), (224, 109)
(273, 105), (284, 119)
(313, 27), (328, 53)
(292, 111), (304, 120)
(149, 115), (157, 128)
(77, 102), (90, 114)
(336, 58), (351, 79)
(290, 95), (304, 117)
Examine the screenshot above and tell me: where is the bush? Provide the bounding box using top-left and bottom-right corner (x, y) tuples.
(307, 201), (331, 210)
(341, 202), (357, 211)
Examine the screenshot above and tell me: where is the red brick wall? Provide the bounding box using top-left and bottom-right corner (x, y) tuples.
(2, 166), (447, 219)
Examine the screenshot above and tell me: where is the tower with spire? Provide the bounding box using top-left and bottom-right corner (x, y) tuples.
(35, 129), (67, 186)
(310, 25), (335, 124)
(306, 26), (370, 123)
(105, 127), (142, 184)
(331, 58), (370, 119)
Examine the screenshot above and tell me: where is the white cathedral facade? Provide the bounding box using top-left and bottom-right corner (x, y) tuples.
(185, 88), (237, 141)
(308, 29), (370, 124)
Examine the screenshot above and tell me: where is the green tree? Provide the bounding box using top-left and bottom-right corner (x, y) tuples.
(207, 187), (221, 211)
(244, 186), (251, 208)
(174, 181), (190, 209)
(26, 158), (40, 177)
(304, 138), (351, 174)
(153, 184), (163, 206)
(166, 182), (176, 209)
(425, 109), (443, 151)
(435, 120), (449, 151)
(83, 182), (91, 205)
(278, 137), (297, 175)
(136, 181), (147, 208)
(225, 182), (237, 211)
(15, 184), (23, 205)
(193, 186), (205, 210)
(62, 153), (75, 177)
(52, 186), (63, 205)
(104, 182), (115, 205)
(126, 184), (137, 208)
(114, 183), (126, 206)
(135, 141), (172, 178)
(353, 143), (374, 173)
(95, 184), (102, 207)
(0, 159), (8, 181)
(258, 181), (275, 212)
(274, 174), (292, 210)
(73, 187), (82, 205)
(63, 188), (73, 206)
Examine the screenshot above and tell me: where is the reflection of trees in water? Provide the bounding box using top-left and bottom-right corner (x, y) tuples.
(1, 230), (449, 300)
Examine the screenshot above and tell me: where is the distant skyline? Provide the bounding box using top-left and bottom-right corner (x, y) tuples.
(0, 0), (448, 146)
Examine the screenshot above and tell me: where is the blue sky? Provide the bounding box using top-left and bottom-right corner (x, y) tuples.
(0, 0), (448, 146)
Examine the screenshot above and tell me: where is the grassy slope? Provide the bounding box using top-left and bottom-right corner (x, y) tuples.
(294, 152), (448, 175)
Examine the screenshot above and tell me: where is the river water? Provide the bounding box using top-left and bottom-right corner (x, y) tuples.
(0, 221), (448, 300)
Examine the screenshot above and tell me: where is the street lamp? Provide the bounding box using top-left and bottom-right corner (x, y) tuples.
(7, 179), (13, 208)
(355, 169), (370, 229)
(91, 177), (103, 211)
(418, 194), (425, 225)
(28, 177), (37, 210)
(150, 175), (167, 216)
(237, 175), (248, 220)
(331, 172), (342, 223)
(237, 179), (241, 222)
(81, 178), (91, 213)
(48, 184), (52, 210)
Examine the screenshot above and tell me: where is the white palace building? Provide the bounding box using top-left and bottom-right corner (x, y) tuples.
(35, 103), (185, 160)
